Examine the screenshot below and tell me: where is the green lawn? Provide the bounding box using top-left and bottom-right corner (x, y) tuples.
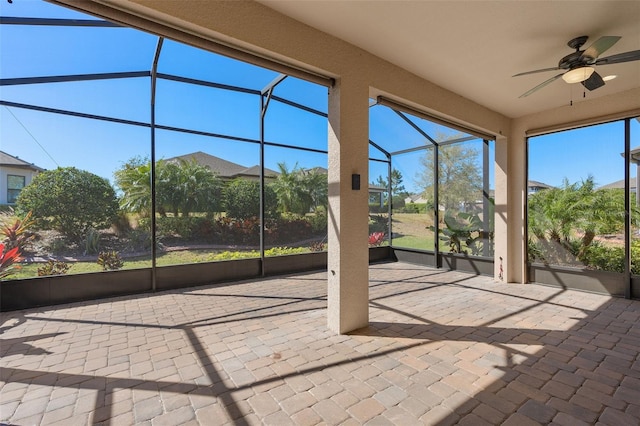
(5, 250), (245, 280)
(391, 235), (435, 251)
(4, 247), (319, 280)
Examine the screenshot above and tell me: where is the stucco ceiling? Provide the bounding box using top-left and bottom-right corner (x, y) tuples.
(257, 1), (640, 119)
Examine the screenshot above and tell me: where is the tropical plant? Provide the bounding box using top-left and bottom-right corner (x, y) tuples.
(0, 242), (23, 279)
(1, 210), (35, 252)
(368, 232), (386, 247)
(430, 200), (494, 255)
(16, 167), (119, 241)
(115, 157), (223, 218)
(528, 177), (625, 266)
(113, 156), (153, 217)
(37, 260), (71, 276)
(97, 251), (124, 271)
(84, 228), (101, 255)
(271, 162), (311, 216)
(309, 241), (326, 252)
(158, 158), (223, 217)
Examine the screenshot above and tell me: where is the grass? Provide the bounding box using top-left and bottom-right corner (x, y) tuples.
(4, 247), (317, 280)
(391, 235), (435, 251)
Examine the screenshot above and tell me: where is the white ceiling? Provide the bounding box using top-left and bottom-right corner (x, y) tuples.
(257, 0), (640, 119)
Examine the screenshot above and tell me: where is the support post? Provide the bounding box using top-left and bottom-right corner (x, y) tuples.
(150, 37), (164, 292)
(327, 78), (369, 334)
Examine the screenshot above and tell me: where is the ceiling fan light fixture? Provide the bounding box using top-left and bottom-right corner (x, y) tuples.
(562, 66), (595, 84)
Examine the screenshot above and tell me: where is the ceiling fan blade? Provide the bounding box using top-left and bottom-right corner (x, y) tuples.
(581, 36), (621, 60)
(513, 67), (562, 77)
(581, 71), (605, 91)
(518, 73), (565, 98)
(595, 50), (640, 65)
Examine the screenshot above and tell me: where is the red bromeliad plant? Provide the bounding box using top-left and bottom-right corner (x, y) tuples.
(368, 232), (386, 247)
(0, 243), (23, 279)
(1, 211), (35, 252)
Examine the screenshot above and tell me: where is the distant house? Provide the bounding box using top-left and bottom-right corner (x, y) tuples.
(0, 151), (44, 205)
(165, 151), (279, 181)
(404, 194), (428, 204)
(599, 178), (636, 192)
(528, 180), (553, 195)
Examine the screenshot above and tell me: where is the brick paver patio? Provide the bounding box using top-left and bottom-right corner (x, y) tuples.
(1, 262), (639, 425)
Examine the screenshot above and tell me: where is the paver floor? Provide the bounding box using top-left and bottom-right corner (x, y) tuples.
(1, 262), (639, 425)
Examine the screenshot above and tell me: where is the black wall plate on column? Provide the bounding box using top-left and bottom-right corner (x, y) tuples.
(352, 174), (360, 190)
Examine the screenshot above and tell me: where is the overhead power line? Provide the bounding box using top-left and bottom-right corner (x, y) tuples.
(3, 105), (60, 167)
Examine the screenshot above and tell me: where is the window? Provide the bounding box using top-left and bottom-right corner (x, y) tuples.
(7, 175), (26, 203)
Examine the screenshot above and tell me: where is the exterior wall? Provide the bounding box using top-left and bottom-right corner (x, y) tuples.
(0, 166), (38, 205)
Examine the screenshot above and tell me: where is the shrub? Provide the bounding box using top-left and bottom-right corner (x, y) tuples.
(391, 195), (406, 209)
(215, 217), (260, 246)
(308, 210), (327, 234)
(16, 167), (119, 242)
(369, 214), (388, 234)
(400, 203), (428, 214)
(369, 204), (385, 214)
(47, 237), (69, 255)
(97, 251), (124, 271)
(580, 242), (623, 273)
(264, 246), (307, 256)
(309, 241), (326, 252)
(156, 216), (205, 239)
(210, 250), (259, 261)
(224, 179), (277, 220)
(37, 260), (71, 276)
(125, 228), (154, 252)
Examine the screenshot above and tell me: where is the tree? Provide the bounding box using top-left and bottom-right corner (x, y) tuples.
(415, 143), (481, 211)
(301, 168), (328, 212)
(271, 163), (327, 216)
(372, 168), (408, 207)
(224, 179), (277, 220)
(114, 156), (152, 217)
(528, 176), (625, 264)
(17, 167), (119, 241)
(115, 157), (223, 218)
(160, 158), (222, 217)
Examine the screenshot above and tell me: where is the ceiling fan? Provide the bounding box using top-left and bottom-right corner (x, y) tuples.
(514, 35), (640, 98)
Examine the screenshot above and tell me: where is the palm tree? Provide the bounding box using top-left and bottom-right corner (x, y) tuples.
(272, 162), (311, 216)
(114, 157), (152, 217)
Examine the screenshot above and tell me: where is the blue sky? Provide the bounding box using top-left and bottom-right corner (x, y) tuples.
(1, 0), (638, 195)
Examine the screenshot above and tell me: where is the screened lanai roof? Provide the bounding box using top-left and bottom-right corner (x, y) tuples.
(0, 0), (339, 183)
(2, 0), (495, 186)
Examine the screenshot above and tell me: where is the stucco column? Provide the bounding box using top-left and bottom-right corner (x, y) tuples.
(327, 77), (370, 334)
(494, 135), (508, 282)
(494, 131), (527, 284)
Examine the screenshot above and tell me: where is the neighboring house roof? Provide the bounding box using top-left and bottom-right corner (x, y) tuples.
(305, 166), (328, 175)
(165, 151), (279, 179)
(0, 150), (45, 172)
(405, 194), (426, 203)
(234, 165), (279, 179)
(599, 179), (636, 190)
(527, 180), (552, 190)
